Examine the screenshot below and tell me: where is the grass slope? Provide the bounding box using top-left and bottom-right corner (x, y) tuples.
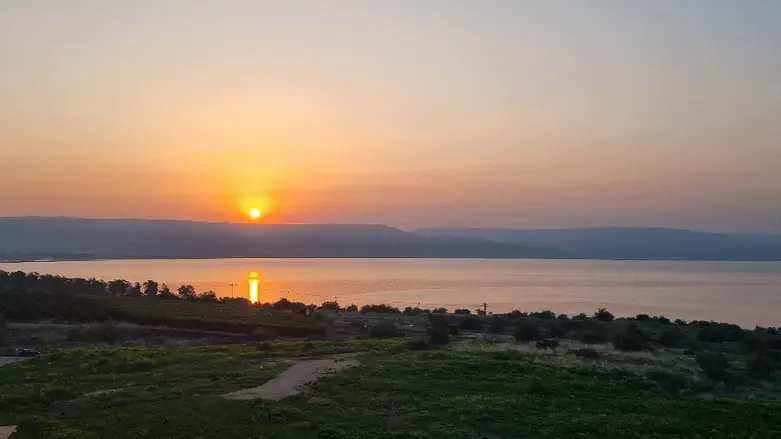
(2, 340), (780, 438)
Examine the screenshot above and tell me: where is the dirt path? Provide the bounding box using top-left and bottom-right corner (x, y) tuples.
(0, 425), (17, 439)
(222, 353), (362, 401)
(0, 357), (27, 368)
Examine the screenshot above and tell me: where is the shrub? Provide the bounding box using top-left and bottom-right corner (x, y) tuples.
(532, 310), (556, 320)
(594, 308), (615, 322)
(636, 313), (651, 322)
(578, 321), (610, 344)
(653, 316), (672, 325)
(368, 322), (399, 339)
(431, 307), (448, 314)
(573, 313), (589, 320)
(344, 304), (358, 312)
(488, 317), (505, 334)
(697, 353), (731, 382)
(458, 316), (483, 331)
(741, 333), (768, 353)
(405, 336), (430, 350)
(427, 324), (451, 345)
(659, 328), (683, 348)
(454, 308), (471, 315)
(448, 324), (460, 336)
(197, 290), (218, 302)
(403, 306), (422, 315)
(526, 377), (549, 395)
(646, 369), (691, 393)
(251, 327), (279, 341)
(319, 301), (340, 311)
(765, 349), (781, 363)
(571, 348), (600, 359)
(360, 304), (401, 314)
(697, 324), (745, 343)
(747, 353), (776, 378)
(514, 320), (541, 342)
(674, 319), (688, 326)
(0, 314), (9, 347)
(612, 325), (648, 351)
(535, 339), (560, 349)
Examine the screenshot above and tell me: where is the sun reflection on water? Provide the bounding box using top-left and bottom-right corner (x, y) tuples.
(248, 271), (259, 304)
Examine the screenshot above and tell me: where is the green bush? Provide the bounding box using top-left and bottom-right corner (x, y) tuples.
(427, 324), (451, 346)
(526, 376), (549, 395)
(458, 315), (483, 331)
(612, 325), (648, 351)
(697, 353), (731, 382)
(0, 313), (9, 347)
(646, 369), (691, 393)
(578, 321), (611, 344)
(571, 348), (601, 359)
(747, 353), (776, 378)
(741, 333), (768, 353)
(488, 317), (505, 334)
(405, 336), (430, 350)
(764, 349), (781, 363)
(514, 320), (541, 342)
(594, 308), (615, 322)
(697, 324), (745, 343)
(659, 328), (683, 348)
(368, 322), (399, 339)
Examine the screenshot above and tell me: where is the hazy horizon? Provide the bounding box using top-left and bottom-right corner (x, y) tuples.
(2, 1), (780, 233)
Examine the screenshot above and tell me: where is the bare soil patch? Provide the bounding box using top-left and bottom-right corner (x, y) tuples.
(0, 425), (17, 439)
(222, 353), (362, 401)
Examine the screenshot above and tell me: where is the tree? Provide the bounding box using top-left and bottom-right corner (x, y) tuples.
(594, 308), (615, 322)
(177, 284), (197, 300)
(108, 279), (131, 296)
(319, 301), (340, 311)
(514, 320), (541, 342)
(127, 282), (142, 297)
(344, 304), (358, 312)
(158, 283), (175, 299)
(198, 290), (218, 302)
(143, 280), (159, 298)
(0, 314), (10, 347)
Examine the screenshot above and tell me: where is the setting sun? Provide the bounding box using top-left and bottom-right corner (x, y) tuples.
(238, 196), (274, 221)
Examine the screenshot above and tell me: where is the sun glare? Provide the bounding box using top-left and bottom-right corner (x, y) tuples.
(238, 196), (274, 221)
(248, 271), (260, 304)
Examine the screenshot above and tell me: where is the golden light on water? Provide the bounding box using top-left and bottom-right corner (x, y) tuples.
(248, 271), (260, 304)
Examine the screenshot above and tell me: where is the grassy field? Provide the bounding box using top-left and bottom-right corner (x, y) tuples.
(2, 339), (781, 439)
(0, 293), (324, 337)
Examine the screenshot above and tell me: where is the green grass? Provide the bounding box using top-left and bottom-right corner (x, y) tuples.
(2, 339), (781, 438)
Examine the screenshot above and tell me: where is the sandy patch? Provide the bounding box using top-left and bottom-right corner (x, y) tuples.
(0, 425), (17, 439)
(84, 388), (126, 398)
(0, 357), (28, 368)
(222, 353), (362, 401)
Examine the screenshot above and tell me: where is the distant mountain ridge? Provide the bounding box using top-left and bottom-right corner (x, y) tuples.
(0, 217), (560, 260)
(2, 217), (780, 261)
(415, 227), (781, 261)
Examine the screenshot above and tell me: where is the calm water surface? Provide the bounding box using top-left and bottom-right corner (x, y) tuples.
(3, 259), (780, 327)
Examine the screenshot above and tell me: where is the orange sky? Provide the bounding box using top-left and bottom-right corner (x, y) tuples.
(1, 1), (780, 232)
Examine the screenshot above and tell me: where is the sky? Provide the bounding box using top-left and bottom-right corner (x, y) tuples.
(1, 1), (779, 233)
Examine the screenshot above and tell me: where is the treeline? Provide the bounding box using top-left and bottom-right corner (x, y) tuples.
(0, 269), (222, 301)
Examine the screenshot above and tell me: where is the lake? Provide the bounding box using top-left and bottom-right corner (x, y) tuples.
(2, 258), (780, 327)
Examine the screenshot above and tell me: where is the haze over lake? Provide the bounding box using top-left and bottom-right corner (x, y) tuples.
(3, 258), (780, 327)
